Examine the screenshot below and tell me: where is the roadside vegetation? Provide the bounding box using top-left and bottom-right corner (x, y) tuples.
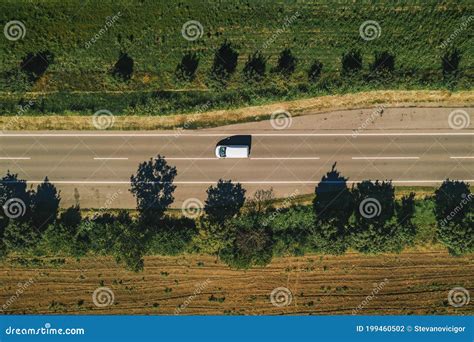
(0, 158), (472, 272)
(0, 0), (472, 123)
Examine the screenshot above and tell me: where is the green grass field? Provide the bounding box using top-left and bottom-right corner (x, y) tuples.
(0, 0), (472, 116)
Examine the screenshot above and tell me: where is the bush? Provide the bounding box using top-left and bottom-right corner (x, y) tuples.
(441, 48), (461, 77)
(243, 52), (266, 82)
(370, 51), (395, 73)
(20, 51), (54, 82)
(219, 216), (273, 269)
(274, 48), (297, 76)
(341, 50), (362, 75)
(59, 206), (82, 232)
(176, 52), (199, 81)
(210, 40), (239, 81)
(112, 52), (134, 81)
(308, 60), (323, 82)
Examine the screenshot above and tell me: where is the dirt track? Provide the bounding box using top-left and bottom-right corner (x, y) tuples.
(1, 250), (472, 315)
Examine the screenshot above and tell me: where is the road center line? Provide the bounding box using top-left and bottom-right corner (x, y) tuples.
(352, 157), (420, 160)
(450, 156), (474, 159)
(93, 157), (129, 160)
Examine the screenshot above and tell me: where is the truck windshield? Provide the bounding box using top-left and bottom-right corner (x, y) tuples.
(219, 146), (226, 157)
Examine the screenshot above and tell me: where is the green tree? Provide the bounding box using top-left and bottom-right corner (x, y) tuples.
(434, 180), (470, 224)
(434, 180), (473, 255)
(204, 179), (246, 224)
(311, 164), (353, 254)
(370, 51), (395, 73)
(0, 171), (33, 235)
(31, 177), (61, 232)
(130, 155), (177, 228)
(176, 51), (199, 81)
(210, 40), (239, 81)
(59, 206), (82, 231)
(243, 52), (267, 82)
(308, 59), (323, 82)
(351, 180), (406, 253)
(274, 48), (297, 76)
(341, 49), (363, 75)
(441, 48), (461, 78)
(112, 52), (134, 81)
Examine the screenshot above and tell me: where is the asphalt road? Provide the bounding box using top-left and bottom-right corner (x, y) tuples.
(0, 127), (473, 209)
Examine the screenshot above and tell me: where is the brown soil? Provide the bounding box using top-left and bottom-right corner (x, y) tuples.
(1, 250), (472, 315)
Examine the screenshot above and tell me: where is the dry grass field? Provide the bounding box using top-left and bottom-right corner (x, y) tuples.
(1, 250), (472, 315)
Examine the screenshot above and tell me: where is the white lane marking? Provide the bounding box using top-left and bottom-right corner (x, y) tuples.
(0, 157), (31, 160)
(450, 156), (474, 159)
(352, 157), (419, 160)
(22, 180), (474, 185)
(0, 132), (473, 137)
(93, 157), (129, 160)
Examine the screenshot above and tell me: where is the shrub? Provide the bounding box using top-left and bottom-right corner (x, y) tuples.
(341, 50), (362, 75)
(274, 48), (297, 76)
(370, 51), (395, 73)
(210, 40), (239, 81)
(112, 52), (134, 81)
(176, 52), (199, 81)
(441, 48), (461, 77)
(308, 60), (323, 82)
(243, 52), (266, 82)
(20, 51), (54, 82)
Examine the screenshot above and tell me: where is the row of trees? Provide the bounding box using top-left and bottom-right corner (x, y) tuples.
(13, 42), (463, 88)
(0, 158), (472, 271)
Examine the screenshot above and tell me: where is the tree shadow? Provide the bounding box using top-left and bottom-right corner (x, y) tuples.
(216, 135), (252, 154)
